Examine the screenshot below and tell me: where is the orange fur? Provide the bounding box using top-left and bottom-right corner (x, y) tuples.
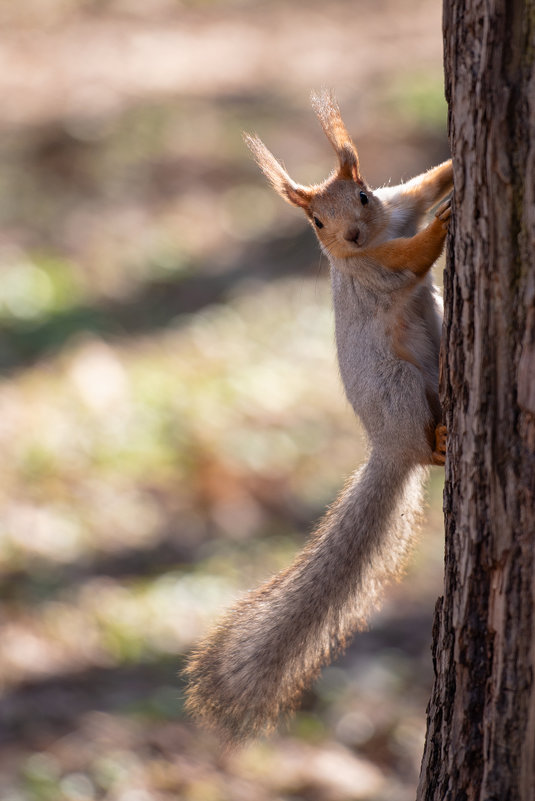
(400, 161), (455, 213)
(310, 90), (363, 183)
(363, 211), (449, 276)
(432, 423), (447, 465)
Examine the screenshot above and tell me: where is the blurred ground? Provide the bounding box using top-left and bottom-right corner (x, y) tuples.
(0, 1), (450, 799)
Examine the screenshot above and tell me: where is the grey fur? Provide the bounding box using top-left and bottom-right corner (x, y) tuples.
(185, 92), (453, 745)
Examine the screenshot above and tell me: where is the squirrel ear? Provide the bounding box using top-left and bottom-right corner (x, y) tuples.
(350, 161), (364, 186)
(244, 134), (312, 209)
(310, 90), (364, 184)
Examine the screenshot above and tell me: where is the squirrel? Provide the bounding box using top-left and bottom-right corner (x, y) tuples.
(184, 90), (453, 746)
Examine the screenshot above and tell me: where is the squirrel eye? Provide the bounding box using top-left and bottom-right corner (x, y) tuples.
(360, 191), (369, 206)
(313, 216), (324, 229)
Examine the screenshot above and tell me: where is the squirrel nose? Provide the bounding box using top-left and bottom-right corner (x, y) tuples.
(344, 227), (360, 244)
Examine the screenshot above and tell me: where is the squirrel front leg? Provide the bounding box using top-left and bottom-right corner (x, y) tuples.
(364, 199), (451, 277)
(400, 159), (453, 212)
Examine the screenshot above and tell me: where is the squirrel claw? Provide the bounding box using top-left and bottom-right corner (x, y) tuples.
(435, 198), (452, 231)
(431, 423), (447, 465)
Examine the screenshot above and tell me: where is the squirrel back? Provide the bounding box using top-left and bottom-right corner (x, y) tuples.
(185, 91), (453, 745)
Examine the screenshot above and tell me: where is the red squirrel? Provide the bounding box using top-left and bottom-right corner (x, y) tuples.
(185, 91), (453, 745)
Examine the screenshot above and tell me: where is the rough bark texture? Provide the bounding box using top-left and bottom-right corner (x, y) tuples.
(417, 1), (535, 799)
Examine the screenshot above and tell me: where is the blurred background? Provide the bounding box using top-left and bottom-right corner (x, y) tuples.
(0, 1), (450, 799)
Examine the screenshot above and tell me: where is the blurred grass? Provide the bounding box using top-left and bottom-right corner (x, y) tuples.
(0, 1), (449, 799)
(382, 72), (448, 131)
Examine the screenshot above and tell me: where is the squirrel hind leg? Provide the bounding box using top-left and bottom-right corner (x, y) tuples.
(431, 423), (447, 465)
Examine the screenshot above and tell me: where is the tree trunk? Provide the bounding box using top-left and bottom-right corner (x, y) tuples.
(417, 2), (535, 799)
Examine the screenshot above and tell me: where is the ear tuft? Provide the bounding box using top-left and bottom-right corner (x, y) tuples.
(244, 133), (311, 209)
(310, 90), (363, 183)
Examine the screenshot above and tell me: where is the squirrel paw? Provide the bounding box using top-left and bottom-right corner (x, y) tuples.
(435, 198), (452, 231)
(431, 423), (447, 465)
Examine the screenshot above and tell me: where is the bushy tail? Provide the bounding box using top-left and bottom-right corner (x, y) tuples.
(184, 451), (427, 745)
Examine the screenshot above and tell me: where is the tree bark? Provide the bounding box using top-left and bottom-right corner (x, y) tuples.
(417, 2), (535, 799)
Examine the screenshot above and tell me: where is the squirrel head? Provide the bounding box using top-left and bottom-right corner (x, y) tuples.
(244, 91), (387, 260)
